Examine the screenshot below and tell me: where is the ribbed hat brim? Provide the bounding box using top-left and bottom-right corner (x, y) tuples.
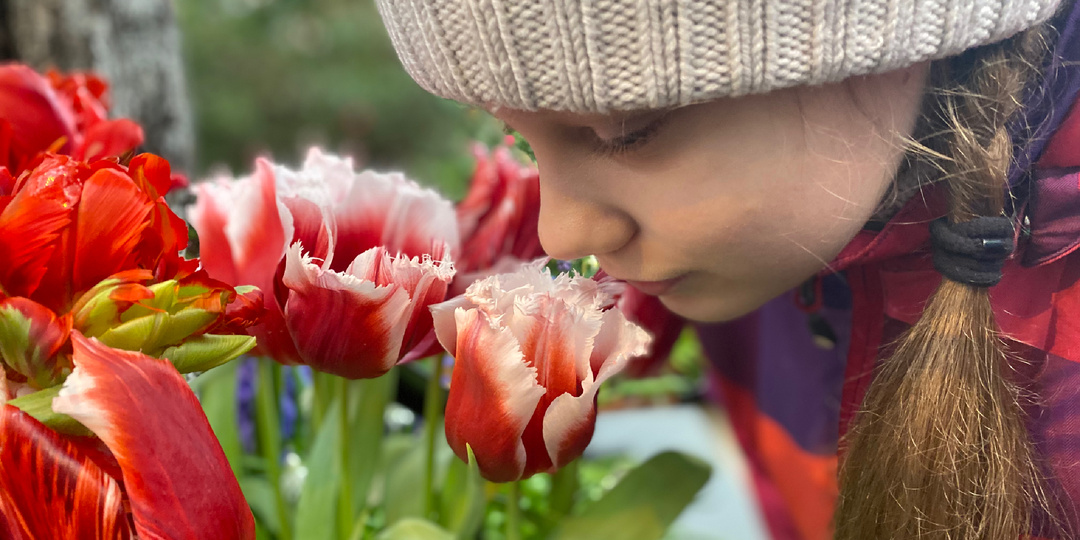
(377, 0), (1062, 112)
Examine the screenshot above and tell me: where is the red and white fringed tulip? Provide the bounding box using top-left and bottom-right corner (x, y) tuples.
(455, 141), (543, 275)
(282, 243), (454, 379)
(41, 333), (256, 539)
(431, 261), (651, 482)
(189, 148), (458, 377)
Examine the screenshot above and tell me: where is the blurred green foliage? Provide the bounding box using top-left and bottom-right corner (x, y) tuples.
(176, 0), (505, 198)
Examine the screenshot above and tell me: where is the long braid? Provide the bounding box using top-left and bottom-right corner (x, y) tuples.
(834, 28), (1057, 540)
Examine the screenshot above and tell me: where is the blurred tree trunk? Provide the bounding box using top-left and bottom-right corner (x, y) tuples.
(0, 0), (195, 174)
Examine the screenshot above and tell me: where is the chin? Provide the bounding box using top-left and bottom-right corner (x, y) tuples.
(657, 290), (765, 323)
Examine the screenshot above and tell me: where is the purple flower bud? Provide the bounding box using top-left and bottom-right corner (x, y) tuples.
(279, 366), (299, 442)
(235, 356), (258, 454)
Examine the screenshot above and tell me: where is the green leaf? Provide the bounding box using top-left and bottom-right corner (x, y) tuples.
(439, 444), (486, 539)
(382, 436), (428, 525)
(549, 452), (711, 540)
(163, 334), (256, 373)
(376, 518), (453, 540)
(294, 396), (341, 540)
(194, 362), (244, 476)
(8, 386), (90, 436)
(241, 475), (282, 536)
(366, 433), (417, 507)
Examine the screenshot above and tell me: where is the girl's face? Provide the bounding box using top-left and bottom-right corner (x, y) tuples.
(494, 63), (929, 322)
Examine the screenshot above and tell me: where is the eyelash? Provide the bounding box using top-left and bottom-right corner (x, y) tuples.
(591, 116), (668, 156)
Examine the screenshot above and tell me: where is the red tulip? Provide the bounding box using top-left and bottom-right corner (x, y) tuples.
(0, 332), (255, 539)
(456, 141), (543, 274)
(431, 261), (651, 482)
(0, 153), (255, 392)
(0, 64), (143, 176)
(190, 148), (459, 377)
(0, 153), (193, 314)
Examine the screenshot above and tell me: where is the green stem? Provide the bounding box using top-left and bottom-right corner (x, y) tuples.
(256, 362), (292, 540)
(338, 377), (354, 540)
(507, 481), (522, 540)
(422, 356), (443, 519)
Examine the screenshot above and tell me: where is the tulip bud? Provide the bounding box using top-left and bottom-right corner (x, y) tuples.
(71, 271), (259, 372)
(0, 297), (72, 389)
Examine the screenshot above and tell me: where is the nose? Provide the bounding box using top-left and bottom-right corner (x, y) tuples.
(536, 179), (637, 262)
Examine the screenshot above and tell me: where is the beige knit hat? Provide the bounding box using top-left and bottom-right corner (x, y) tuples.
(376, 0), (1063, 112)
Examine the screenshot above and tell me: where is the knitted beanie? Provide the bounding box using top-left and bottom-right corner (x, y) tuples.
(376, 0), (1063, 112)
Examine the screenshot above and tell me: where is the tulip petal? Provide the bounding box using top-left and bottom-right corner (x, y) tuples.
(161, 334), (257, 374)
(282, 243), (411, 378)
(227, 159), (294, 284)
(188, 181), (240, 285)
(589, 308), (652, 384)
(75, 119), (143, 163)
(333, 169), (460, 267)
(0, 65), (78, 161)
(0, 156), (85, 300)
(282, 195), (334, 265)
(430, 293), (473, 357)
(51, 333), (255, 540)
(541, 390), (598, 471)
(617, 288), (684, 378)
(73, 168), (154, 292)
(0, 404), (130, 540)
(444, 308), (545, 482)
(511, 295), (601, 477)
(384, 244), (455, 357)
(0, 194), (72, 298)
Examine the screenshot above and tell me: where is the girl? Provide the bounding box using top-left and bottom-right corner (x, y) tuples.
(376, 2), (1080, 539)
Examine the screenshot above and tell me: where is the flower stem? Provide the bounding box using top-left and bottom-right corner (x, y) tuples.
(507, 481), (522, 540)
(255, 361), (292, 540)
(422, 355), (443, 519)
(338, 376), (353, 540)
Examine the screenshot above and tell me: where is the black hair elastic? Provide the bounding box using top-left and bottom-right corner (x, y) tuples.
(928, 216), (1015, 287)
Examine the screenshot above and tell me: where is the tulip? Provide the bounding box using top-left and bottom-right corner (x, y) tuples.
(0, 297), (72, 388)
(70, 270), (262, 375)
(456, 141), (543, 275)
(0, 64), (143, 176)
(0, 153), (194, 314)
(431, 260), (651, 482)
(0, 151), (258, 395)
(190, 148), (459, 378)
(0, 332), (255, 539)
(399, 141), (545, 363)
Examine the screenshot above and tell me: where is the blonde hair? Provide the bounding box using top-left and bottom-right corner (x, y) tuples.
(834, 26), (1068, 539)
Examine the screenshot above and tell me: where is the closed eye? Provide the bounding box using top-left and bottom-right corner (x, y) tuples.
(591, 114), (670, 156)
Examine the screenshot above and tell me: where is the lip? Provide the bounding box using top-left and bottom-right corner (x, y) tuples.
(623, 275), (686, 296)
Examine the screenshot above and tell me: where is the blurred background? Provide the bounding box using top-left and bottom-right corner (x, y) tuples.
(178, 0), (504, 199)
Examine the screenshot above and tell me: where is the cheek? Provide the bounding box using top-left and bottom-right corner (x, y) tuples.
(640, 158), (894, 322)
